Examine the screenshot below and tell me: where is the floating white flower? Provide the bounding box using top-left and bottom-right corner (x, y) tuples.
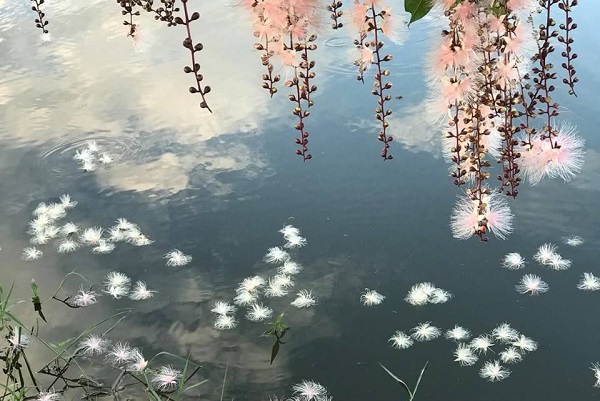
(44, 225), (61, 238)
(22, 247), (43, 261)
(271, 274), (294, 289)
(99, 153), (114, 165)
(547, 254), (572, 270)
(238, 276), (266, 293)
(152, 366), (181, 391)
(104, 285), (129, 299)
(492, 323), (519, 343)
(79, 335), (109, 356)
(291, 289), (316, 308)
(81, 160), (97, 172)
(591, 362), (600, 387)
(502, 252), (525, 269)
(234, 291), (257, 306)
(33, 202), (50, 216)
(211, 301), (236, 316)
(74, 148), (94, 163)
(470, 335), (494, 354)
(410, 322), (441, 342)
(389, 331), (413, 349)
(499, 347), (523, 364)
(34, 391), (61, 401)
(430, 288), (452, 304)
(106, 342), (132, 366)
(479, 360), (510, 382)
(562, 235), (584, 246)
(291, 380), (326, 401)
(165, 249), (192, 267)
(28, 216), (49, 234)
(86, 140), (100, 153)
(127, 348), (148, 372)
(129, 281), (156, 300)
(511, 335), (538, 352)
(61, 222), (80, 236)
(115, 218), (137, 231)
(264, 247), (291, 264)
(59, 194), (77, 209)
(577, 273), (600, 291)
(533, 243), (558, 265)
(264, 282), (289, 298)
(132, 234), (153, 246)
(30, 232), (50, 245)
(515, 274), (549, 295)
(93, 240), (116, 254)
(80, 227), (103, 245)
(279, 224), (300, 239)
(104, 272), (130, 288)
(404, 282), (435, 306)
(107, 226), (127, 242)
(46, 204), (67, 221)
(284, 234), (307, 249)
(360, 289), (385, 306)
(214, 314), (237, 330)
(246, 303), (273, 322)
(445, 325), (471, 342)
(72, 287), (98, 307)
(278, 260), (303, 275)
(454, 343), (478, 366)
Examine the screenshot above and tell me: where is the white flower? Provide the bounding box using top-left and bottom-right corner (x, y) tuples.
(72, 287), (98, 307)
(360, 289), (385, 306)
(33, 202), (50, 216)
(107, 226), (127, 242)
(577, 273), (600, 291)
(430, 288), (452, 304)
(264, 247), (290, 264)
(492, 323), (519, 343)
(99, 153), (113, 165)
(445, 325), (471, 342)
(591, 362), (600, 387)
(470, 335), (494, 354)
(234, 291), (257, 306)
(499, 347), (523, 364)
(411, 322), (441, 342)
(79, 335), (109, 356)
(264, 282), (289, 298)
(278, 260), (303, 275)
(502, 252), (525, 269)
(61, 222), (80, 236)
(127, 348), (148, 372)
(106, 342), (132, 366)
(211, 301), (236, 316)
(35, 391), (61, 401)
(44, 225), (61, 238)
(389, 331), (413, 349)
(279, 224), (300, 239)
(30, 232), (50, 245)
(291, 380), (326, 401)
(165, 249), (192, 267)
(22, 247), (43, 261)
(479, 360), (510, 382)
(28, 216), (49, 234)
(404, 282), (435, 306)
(46, 204), (66, 221)
(533, 243), (558, 265)
(515, 274), (549, 295)
(115, 218), (137, 231)
(104, 286), (129, 299)
(93, 240), (116, 254)
(562, 235), (584, 246)
(129, 281), (156, 300)
(59, 194), (77, 209)
(104, 272), (130, 288)
(86, 140), (100, 153)
(56, 239), (78, 254)
(214, 314), (237, 330)
(271, 274), (294, 288)
(81, 160), (97, 172)
(545, 253), (571, 270)
(80, 227), (103, 245)
(511, 335), (538, 352)
(237, 276), (266, 293)
(246, 303), (273, 322)
(291, 289), (316, 308)
(454, 343), (478, 366)
(74, 148), (94, 163)
(284, 234), (307, 248)
(132, 234), (153, 246)
(152, 366), (181, 391)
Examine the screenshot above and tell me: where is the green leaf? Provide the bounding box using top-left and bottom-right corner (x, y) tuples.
(404, 0), (434, 25)
(270, 340), (280, 365)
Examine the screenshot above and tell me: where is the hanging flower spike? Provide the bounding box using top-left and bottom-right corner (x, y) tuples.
(30, 0), (50, 40)
(175, 1), (212, 113)
(250, 1), (281, 97)
(557, 0), (578, 96)
(326, 1), (344, 30)
(138, 0), (181, 27)
(117, 0), (141, 39)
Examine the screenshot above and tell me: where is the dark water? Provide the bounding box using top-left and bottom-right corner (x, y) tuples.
(1, 1), (600, 400)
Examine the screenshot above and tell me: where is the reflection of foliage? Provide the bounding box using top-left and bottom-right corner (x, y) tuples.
(379, 361), (428, 401)
(263, 313), (290, 365)
(1, 277), (206, 400)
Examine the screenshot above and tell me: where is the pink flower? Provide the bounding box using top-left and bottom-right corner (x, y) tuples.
(441, 76), (473, 105)
(451, 192), (513, 240)
(355, 46), (374, 72)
